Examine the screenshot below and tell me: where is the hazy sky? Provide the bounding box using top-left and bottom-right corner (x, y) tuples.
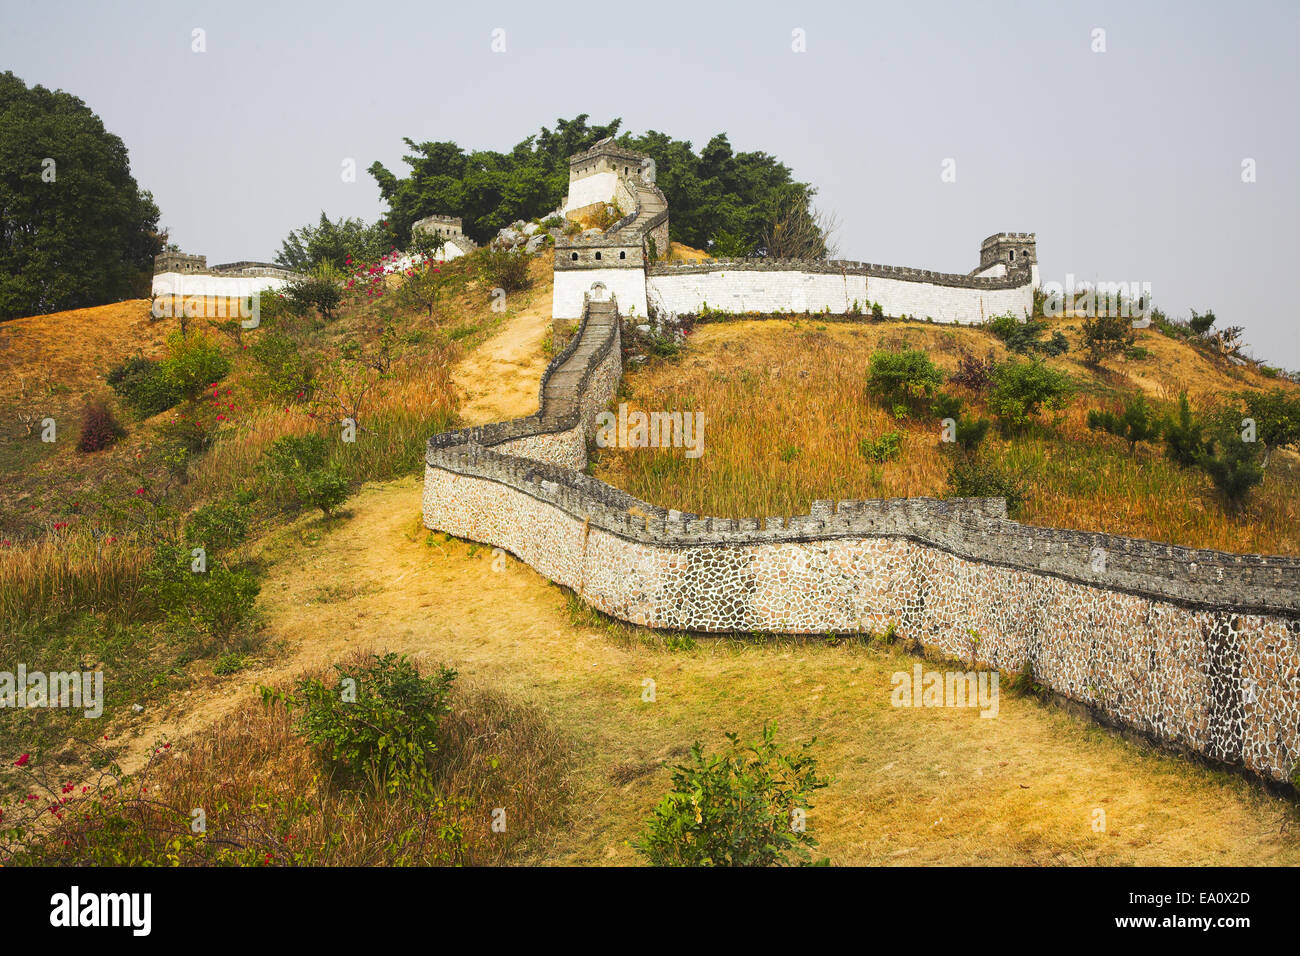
(4, 0), (1297, 366)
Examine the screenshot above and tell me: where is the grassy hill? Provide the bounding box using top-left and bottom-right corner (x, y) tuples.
(3, 252), (1299, 866)
(595, 312), (1300, 555)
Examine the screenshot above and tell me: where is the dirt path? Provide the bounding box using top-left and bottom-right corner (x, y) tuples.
(451, 297), (552, 425)
(110, 300), (556, 774)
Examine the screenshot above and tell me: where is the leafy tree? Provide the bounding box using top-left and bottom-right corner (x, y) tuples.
(1239, 387), (1300, 468)
(1087, 395), (1161, 453)
(632, 724), (828, 867)
(367, 116), (822, 254)
(946, 455), (1029, 515)
(285, 266), (342, 322)
(276, 213), (395, 272)
(1189, 308), (1217, 336)
(481, 248), (531, 293)
(987, 361), (1073, 429)
(262, 432), (349, 517)
(867, 348), (944, 407)
(0, 71), (163, 320)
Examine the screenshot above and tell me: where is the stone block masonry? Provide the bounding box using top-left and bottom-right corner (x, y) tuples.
(423, 143), (1300, 784)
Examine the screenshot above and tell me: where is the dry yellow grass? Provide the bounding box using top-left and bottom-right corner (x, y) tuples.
(596, 317), (1300, 554)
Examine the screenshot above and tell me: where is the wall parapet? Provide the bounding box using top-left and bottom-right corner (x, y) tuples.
(647, 257), (1031, 290)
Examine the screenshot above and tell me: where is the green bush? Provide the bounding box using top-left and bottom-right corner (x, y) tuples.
(143, 542), (260, 643)
(286, 272), (342, 322)
(1087, 395), (1161, 453)
(1239, 387), (1300, 468)
(632, 724), (829, 867)
(273, 653), (457, 795)
(262, 433), (349, 516)
(186, 497), (251, 553)
(988, 360), (1073, 430)
(1080, 313), (1136, 367)
(250, 332), (315, 400)
(867, 348), (944, 407)
(1163, 392), (1208, 467)
(987, 313), (1069, 357)
(302, 466), (349, 517)
(481, 248), (531, 293)
(1199, 429), (1263, 511)
(947, 455), (1029, 515)
(161, 330), (231, 402)
(858, 430), (903, 463)
(947, 414), (992, 453)
(107, 356), (179, 416)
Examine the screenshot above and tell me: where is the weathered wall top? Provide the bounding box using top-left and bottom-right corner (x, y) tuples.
(646, 257), (1032, 290)
(428, 299), (1300, 616)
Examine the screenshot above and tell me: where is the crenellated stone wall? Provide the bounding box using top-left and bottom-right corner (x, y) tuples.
(423, 289), (1300, 783)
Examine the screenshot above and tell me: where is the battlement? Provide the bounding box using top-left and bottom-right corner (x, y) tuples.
(154, 251), (207, 274)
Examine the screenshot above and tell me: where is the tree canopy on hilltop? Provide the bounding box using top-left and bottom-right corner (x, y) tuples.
(0, 71), (163, 321)
(366, 115), (824, 256)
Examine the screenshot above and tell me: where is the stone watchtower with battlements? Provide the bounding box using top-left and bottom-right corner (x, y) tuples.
(974, 233), (1038, 285)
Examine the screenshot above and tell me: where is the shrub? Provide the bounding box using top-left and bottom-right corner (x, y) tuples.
(262, 433), (349, 516)
(632, 724), (829, 867)
(250, 332), (314, 400)
(273, 653), (457, 795)
(1163, 392), (1208, 467)
(947, 414), (992, 453)
(1080, 313), (1136, 367)
(931, 392), (964, 421)
(1189, 308), (1217, 336)
(76, 398), (125, 452)
(1086, 395), (1161, 453)
(302, 466), (349, 517)
(161, 330), (230, 401)
(988, 360), (1073, 430)
(985, 313), (1066, 356)
(858, 430), (903, 463)
(867, 348), (944, 407)
(143, 542), (260, 643)
(1239, 387), (1300, 469)
(946, 455), (1029, 515)
(186, 497), (251, 553)
(481, 248), (531, 293)
(286, 271), (343, 322)
(949, 351), (997, 393)
(870, 302), (885, 321)
(1199, 429), (1264, 511)
(107, 356), (180, 416)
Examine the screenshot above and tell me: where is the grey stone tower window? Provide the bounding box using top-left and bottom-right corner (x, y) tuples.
(595, 252), (602, 260)
(619, 251), (626, 259)
(571, 252), (578, 260)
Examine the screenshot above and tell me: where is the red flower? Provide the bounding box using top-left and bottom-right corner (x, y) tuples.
(134, 488), (145, 496)
(14, 754), (30, 767)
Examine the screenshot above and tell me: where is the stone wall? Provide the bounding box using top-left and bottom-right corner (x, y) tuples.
(423, 290), (1300, 783)
(646, 257), (1033, 324)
